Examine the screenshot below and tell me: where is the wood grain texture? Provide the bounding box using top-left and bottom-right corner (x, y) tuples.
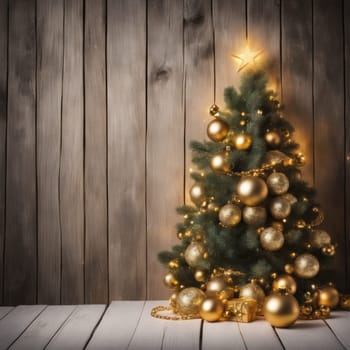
(147, 0), (184, 299)
(313, 0), (346, 289)
(324, 311), (350, 349)
(5, 0), (37, 305)
(0, 0), (8, 305)
(107, 0), (146, 300)
(36, 0), (64, 305)
(84, 0), (108, 304)
(281, 0), (314, 185)
(60, 0), (84, 304)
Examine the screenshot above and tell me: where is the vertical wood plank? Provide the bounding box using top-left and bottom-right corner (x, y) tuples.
(60, 0), (84, 304)
(281, 0), (314, 185)
(107, 0), (146, 299)
(84, 0), (108, 304)
(147, 0), (184, 299)
(313, 0), (345, 289)
(36, 0), (64, 304)
(0, 0), (8, 304)
(5, 0), (37, 305)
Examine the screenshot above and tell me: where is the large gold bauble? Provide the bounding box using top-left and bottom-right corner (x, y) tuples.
(163, 272), (179, 289)
(207, 119), (229, 142)
(262, 150), (289, 166)
(184, 242), (205, 267)
(309, 230), (331, 249)
(272, 275), (297, 295)
(219, 204), (242, 227)
(210, 153), (231, 173)
(190, 183), (206, 207)
(239, 283), (265, 314)
(318, 286), (339, 309)
(200, 296), (224, 322)
(281, 193), (297, 205)
(270, 197), (291, 220)
(260, 227), (285, 251)
(265, 131), (281, 148)
(263, 292), (300, 328)
(233, 133), (252, 150)
(237, 176), (268, 206)
(206, 276), (227, 295)
(176, 287), (206, 315)
(267, 172), (289, 195)
(294, 253), (320, 279)
(242, 206), (267, 226)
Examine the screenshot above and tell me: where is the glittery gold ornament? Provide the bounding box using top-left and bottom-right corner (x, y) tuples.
(219, 203), (242, 227)
(265, 131), (281, 148)
(176, 287), (205, 315)
(270, 196), (291, 220)
(242, 206), (267, 226)
(209, 104), (219, 116)
(318, 286), (339, 309)
(210, 153), (231, 173)
(163, 272), (179, 289)
(206, 276), (227, 295)
(272, 275), (297, 295)
(190, 183), (206, 207)
(184, 242), (205, 267)
(294, 253), (320, 279)
(321, 244), (336, 256)
(267, 172), (289, 195)
(199, 296), (224, 322)
(281, 193), (297, 205)
(194, 268), (207, 282)
(233, 133), (252, 150)
(207, 119), (229, 142)
(309, 230), (331, 249)
(262, 150), (289, 166)
(284, 264), (294, 274)
(237, 176), (268, 206)
(239, 283), (265, 314)
(260, 227), (285, 251)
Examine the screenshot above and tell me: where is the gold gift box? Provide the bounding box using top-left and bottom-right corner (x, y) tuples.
(223, 298), (257, 322)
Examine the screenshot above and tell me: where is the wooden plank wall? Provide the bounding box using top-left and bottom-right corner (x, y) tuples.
(0, 0), (349, 304)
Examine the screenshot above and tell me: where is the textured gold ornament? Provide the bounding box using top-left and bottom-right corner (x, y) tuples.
(239, 283), (265, 315)
(163, 272), (179, 289)
(190, 183), (206, 207)
(184, 242), (205, 267)
(339, 294), (350, 310)
(242, 206), (267, 226)
(176, 287), (206, 315)
(210, 153), (231, 173)
(284, 264), (294, 274)
(233, 133), (252, 150)
(224, 298), (257, 322)
(262, 150), (290, 166)
(263, 291), (300, 328)
(194, 268), (207, 282)
(260, 227), (285, 251)
(200, 296), (224, 322)
(270, 196), (291, 220)
(237, 176), (268, 206)
(265, 131), (281, 148)
(318, 286), (339, 309)
(280, 193), (297, 205)
(219, 203), (242, 227)
(294, 253), (320, 279)
(206, 276), (227, 295)
(207, 119), (229, 142)
(218, 287), (235, 302)
(267, 172), (289, 195)
(272, 275), (297, 295)
(309, 230), (331, 249)
(209, 104), (220, 116)
(321, 243), (336, 256)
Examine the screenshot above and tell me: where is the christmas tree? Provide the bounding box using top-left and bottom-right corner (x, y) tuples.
(155, 53), (346, 327)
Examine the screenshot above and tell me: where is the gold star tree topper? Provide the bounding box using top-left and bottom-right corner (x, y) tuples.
(232, 46), (263, 72)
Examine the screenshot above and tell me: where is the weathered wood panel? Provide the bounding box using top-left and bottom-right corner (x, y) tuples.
(36, 0), (64, 305)
(107, 0), (147, 299)
(281, 0), (314, 185)
(5, 0), (37, 305)
(60, 0), (84, 304)
(84, 0), (108, 304)
(147, 0), (184, 299)
(313, 0), (346, 290)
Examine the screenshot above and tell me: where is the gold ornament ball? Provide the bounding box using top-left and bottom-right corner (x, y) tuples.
(265, 131), (281, 148)
(263, 150), (289, 166)
(206, 276), (227, 295)
(219, 204), (242, 227)
(263, 292), (300, 328)
(260, 227), (285, 251)
(270, 196), (291, 220)
(200, 296), (224, 322)
(272, 221), (284, 232)
(242, 206), (267, 226)
(169, 292), (178, 310)
(240, 283), (265, 314)
(194, 268), (207, 282)
(163, 272), (179, 289)
(209, 104), (219, 116)
(289, 169), (302, 182)
(281, 193), (297, 205)
(321, 244), (336, 256)
(190, 183), (206, 207)
(207, 119), (229, 142)
(176, 287), (206, 315)
(310, 230), (331, 249)
(184, 242), (205, 267)
(237, 176), (268, 206)
(284, 264), (295, 274)
(318, 286), (340, 309)
(272, 275), (297, 295)
(294, 253), (320, 279)
(267, 172), (290, 195)
(210, 153), (231, 173)
(233, 133), (252, 151)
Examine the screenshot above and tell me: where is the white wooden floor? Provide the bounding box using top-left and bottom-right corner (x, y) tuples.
(0, 301), (349, 350)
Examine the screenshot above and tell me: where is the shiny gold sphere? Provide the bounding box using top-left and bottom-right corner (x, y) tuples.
(267, 172), (289, 195)
(176, 287), (206, 315)
(209, 104), (219, 116)
(310, 230), (331, 249)
(281, 193), (297, 205)
(294, 253), (320, 279)
(190, 183), (206, 207)
(184, 242), (205, 267)
(163, 272), (179, 289)
(318, 286), (339, 309)
(233, 133), (252, 150)
(240, 283), (265, 314)
(265, 131), (281, 148)
(263, 150), (289, 166)
(210, 153), (231, 173)
(242, 206), (267, 226)
(207, 119), (229, 142)
(321, 244), (336, 256)
(284, 264), (295, 274)
(169, 292), (178, 310)
(260, 227), (285, 251)
(237, 176), (268, 206)
(218, 204), (242, 227)
(206, 276), (227, 295)
(168, 259), (179, 269)
(263, 292), (300, 328)
(272, 275), (297, 295)
(194, 268), (207, 282)
(270, 196), (291, 220)
(199, 296), (224, 322)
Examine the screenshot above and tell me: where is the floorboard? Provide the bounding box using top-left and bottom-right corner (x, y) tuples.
(0, 307), (13, 320)
(324, 311), (350, 349)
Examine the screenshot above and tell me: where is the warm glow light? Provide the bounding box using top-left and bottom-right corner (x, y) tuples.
(232, 45), (263, 72)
